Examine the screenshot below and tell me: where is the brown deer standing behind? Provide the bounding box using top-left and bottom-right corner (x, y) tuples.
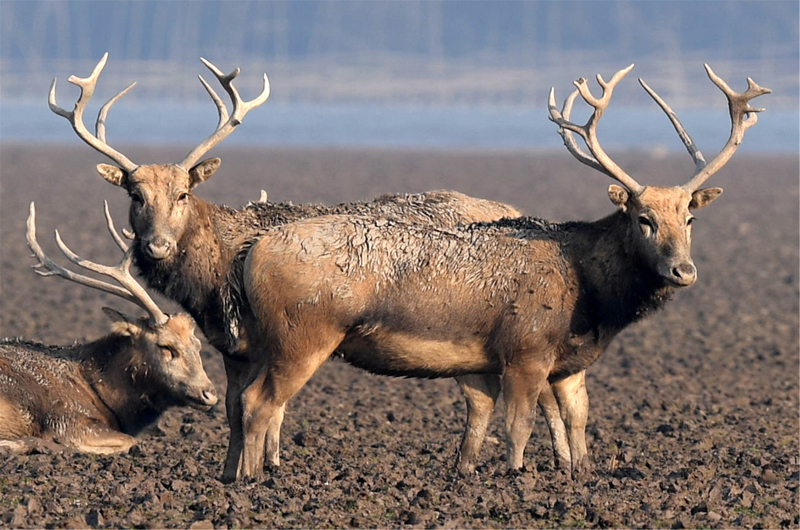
(229, 64), (768, 479)
(48, 54), (581, 477)
(0, 204), (218, 455)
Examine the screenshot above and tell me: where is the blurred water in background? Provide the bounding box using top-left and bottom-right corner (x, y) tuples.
(2, 1), (797, 153)
(1, 100), (796, 153)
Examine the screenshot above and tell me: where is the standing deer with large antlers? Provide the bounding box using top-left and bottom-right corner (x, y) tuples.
(49, 54), (583, 479)
(225, 64), (768, 479)
(0, 204), (218, 454)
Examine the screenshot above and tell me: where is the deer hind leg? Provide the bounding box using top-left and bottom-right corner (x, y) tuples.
(538, 383), (571, 470)
(239, 336), (341, 479)
(502, 360), (549, 471)
(455, 373), (501, 475)
(221, 356), (249, 483)
(552, 370), (591, 476)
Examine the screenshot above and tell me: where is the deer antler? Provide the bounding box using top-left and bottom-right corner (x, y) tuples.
(179, 58), (271, 169)
(103, 200), (129, 252)
(26, 203), (168, 327)
(638, 78), (707, 175)
(548, 64), (644, 194)
(48, 53), (139, 174)
(680, 65), (770, 192)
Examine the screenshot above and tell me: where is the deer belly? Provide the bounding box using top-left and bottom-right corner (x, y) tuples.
(338, 329), (498, 379)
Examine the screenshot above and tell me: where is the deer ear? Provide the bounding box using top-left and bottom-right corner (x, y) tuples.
(102, 307), (141, 336)
(689, 187), (723, 210)
(188, 158), (221, 189)
(97, 164), (127, 187)
(608, 184), (630, 211)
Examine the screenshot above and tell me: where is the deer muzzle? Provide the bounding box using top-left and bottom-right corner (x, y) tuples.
(143, 236), (174, 260)
(186, 385), (218, 411)
(665, 261), (697, 287)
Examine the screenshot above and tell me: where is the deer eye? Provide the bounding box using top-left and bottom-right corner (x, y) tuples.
(161, 346), (177, 360)
(177, 192), (189, 203)
(130, 192), (144, 206)
(687, 216), (696, 226)
(638, 216), (654, 236)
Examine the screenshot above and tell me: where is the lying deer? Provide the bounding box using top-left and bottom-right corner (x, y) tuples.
(0, 204), (218, 454)
(48, 54), (581, 477)
(227, 64), (768, 478)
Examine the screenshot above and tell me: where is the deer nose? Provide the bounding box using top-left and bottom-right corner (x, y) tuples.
(670, 263), (697, 286)
(144, 237), (173, 260)
(201, 389), (218, 407)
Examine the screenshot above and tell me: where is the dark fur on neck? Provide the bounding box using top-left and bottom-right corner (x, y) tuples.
(566, 211), (674, 334)
(80, 334), (163, 435)
(492, 211), (674, 334)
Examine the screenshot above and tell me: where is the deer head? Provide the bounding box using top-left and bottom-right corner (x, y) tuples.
(26, 202), (218, 410)
(101, 308), (216, 411)
(548, 64), (769, 287)
(49, 53), (270, 262)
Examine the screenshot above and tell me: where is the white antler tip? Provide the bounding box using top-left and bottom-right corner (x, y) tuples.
(200, 57), (223, 77)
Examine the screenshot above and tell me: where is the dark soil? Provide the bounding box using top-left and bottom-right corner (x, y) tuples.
(0, 144), (798, 529)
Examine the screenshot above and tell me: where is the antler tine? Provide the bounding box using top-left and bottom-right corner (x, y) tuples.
(96, 81), (137, 143)
(681, 64), (771, 192)
(103, 200), (129, 252)
(548, 87), (614, 178)
(179, 58), (271, 169)
(639, 78), (707, 174)
(48, 53), (138, 173)
(26, 203), (169, 327)
(198, 75), (230, 129)
(548, 65), (644, 194)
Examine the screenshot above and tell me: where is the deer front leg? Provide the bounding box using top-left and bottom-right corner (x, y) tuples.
(67, 422), (138, 455)
(0, 438), (68, 455)
(551, 370), (591, 476)
(538, 383), (571, 470)
(502, 360), (549, 471)
(239, 338), (340, 479)
(455, 373), (501, 475)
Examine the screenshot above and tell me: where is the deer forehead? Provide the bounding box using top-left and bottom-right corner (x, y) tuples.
(159, 314), (200, 346)
(129, 164), (191, 192)
(635, 186), (693, 217)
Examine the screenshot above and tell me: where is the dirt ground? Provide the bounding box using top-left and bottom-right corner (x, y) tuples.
(0, 143), (797, 529)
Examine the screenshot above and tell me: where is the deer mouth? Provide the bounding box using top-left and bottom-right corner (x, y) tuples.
(661, 262), (697, 287)
(186, 388), (218, 410)
(143, 240), (174, 261)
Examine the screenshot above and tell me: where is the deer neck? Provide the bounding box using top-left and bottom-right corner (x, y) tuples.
(133, 197), (233, 333)
(569, 211), (675, 337)
(80, 335), (159, 435)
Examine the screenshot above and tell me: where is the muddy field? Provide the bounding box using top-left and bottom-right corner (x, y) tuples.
(0, 144), (797, 529)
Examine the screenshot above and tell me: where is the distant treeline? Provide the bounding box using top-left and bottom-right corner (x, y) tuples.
(2, 1), (797, 107)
